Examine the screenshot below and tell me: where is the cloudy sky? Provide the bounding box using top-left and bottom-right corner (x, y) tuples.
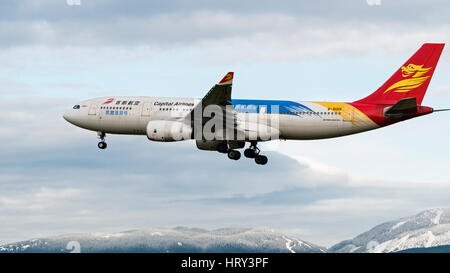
(1, 0), (450, 248)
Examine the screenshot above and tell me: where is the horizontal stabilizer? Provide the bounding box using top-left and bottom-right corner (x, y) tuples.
(384, 97), (417, 119)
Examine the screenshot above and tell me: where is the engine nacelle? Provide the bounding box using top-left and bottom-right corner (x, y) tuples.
(146, 120), (192, 142)
(196, 140), (245, 151)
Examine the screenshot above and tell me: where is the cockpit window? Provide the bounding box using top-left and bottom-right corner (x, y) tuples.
(73, 105), (80, 109)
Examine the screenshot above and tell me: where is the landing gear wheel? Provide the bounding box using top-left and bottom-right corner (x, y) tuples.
(97, 132), (107, 150)
(255, 155), (268, 165)
(228, 150), (241, 160)
(245, 141), (260, 159)
(244, 148), (256, 158)
(98, 141), (107, 149)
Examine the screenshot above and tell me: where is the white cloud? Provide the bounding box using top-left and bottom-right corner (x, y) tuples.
(0, 187), (83, 212)
(303, 197), (410, 214)
(0, 79), (34, 95)
(366, 0), (381, 6)
(1, 12), (450, 62)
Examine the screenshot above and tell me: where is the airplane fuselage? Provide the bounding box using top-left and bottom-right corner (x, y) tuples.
(64, 96), (397, 140)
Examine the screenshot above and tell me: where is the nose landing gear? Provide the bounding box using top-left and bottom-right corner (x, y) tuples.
(97, 132), (107, 150)
(98, 141), (107, 149)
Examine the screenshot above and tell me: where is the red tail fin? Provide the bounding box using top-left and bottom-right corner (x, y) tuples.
(355, 43), (445, 105)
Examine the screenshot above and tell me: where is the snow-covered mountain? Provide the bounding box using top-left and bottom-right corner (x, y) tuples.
(0, 227), (326, 253)
(330, 208), (450, 253)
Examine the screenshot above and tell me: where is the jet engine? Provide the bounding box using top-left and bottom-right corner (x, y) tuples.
(146, 120), (192, 142)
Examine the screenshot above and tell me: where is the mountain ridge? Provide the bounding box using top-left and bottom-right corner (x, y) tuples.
(0, 226), (326, 253)
(330, 208), (450, 253)
(4, 208), (450, 253)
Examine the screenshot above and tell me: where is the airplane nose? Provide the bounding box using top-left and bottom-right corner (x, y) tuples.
(63, 110), (72, 123)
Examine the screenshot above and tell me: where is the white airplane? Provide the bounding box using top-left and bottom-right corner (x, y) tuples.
(64, 43), (446, 165)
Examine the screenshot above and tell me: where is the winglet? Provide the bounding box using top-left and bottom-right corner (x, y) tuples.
(218, 72), (234, 85)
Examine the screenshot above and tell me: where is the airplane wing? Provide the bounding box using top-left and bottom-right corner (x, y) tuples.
(186, 72), (236, 139)
(194, 72), (233, 111)
(185, 72), (279, 141)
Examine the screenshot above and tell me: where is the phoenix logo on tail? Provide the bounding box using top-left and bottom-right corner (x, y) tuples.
(384, 64), (432, 94)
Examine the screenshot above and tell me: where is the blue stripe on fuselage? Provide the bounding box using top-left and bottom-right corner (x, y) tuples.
(229, 99), (315, 115)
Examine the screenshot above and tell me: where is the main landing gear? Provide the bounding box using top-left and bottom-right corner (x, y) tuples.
(227, 149), (241, 160)
(244, 141), (268, 165)
(217, 142), (241, 160)
(97, 132), (107, 150)
(217, 141), (268, 165)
